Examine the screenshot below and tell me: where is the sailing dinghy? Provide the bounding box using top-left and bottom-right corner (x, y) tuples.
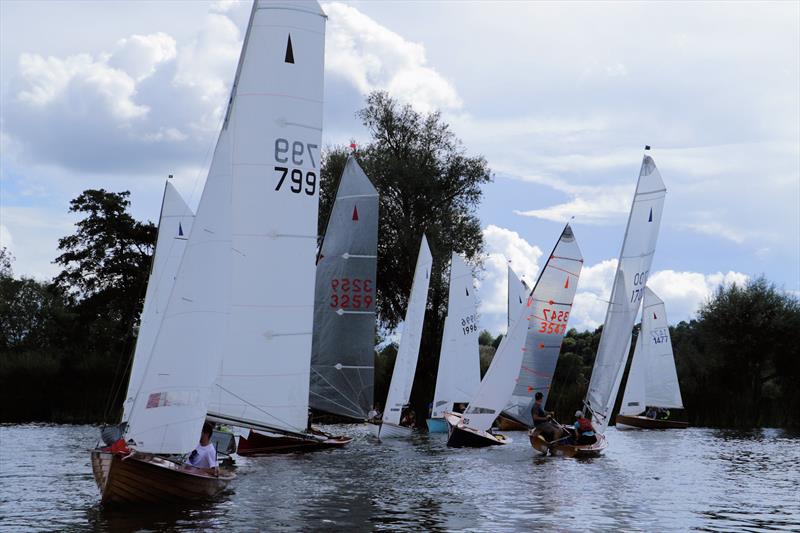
(448, 226), (583, 447)
(426, 253), (481, 433)
(615, 287), (687, 429)
(91, 0), (331, 502)
(309, 156), (379, 422)
(531, 149), (666, 458)
(369, 235), (433, 440)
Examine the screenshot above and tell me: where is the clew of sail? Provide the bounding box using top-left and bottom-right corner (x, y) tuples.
(620, 287), (683, 414)
(431, 253), (481, 419)
(503, 224), (583, 426)
(383, 235), (433, 426)
(205, 0), (327, 435)
(310, 156), (379, 420)
(122, 182), (194, 424)
(585, 154), (666, 433)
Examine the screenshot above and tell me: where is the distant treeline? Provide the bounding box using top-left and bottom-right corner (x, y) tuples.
(2, 91), (798, 428)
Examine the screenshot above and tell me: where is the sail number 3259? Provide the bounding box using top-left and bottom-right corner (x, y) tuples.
(274, 138), (318, 195)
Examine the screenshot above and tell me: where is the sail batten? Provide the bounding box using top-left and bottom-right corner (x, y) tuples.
(383, 236), (433, 426)
(585, 153), (666, 433)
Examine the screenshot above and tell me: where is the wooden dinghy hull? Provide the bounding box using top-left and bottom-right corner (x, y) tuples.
(615, 414), (688, 430)
(236, 429), (352, 456)
(90, 449), (234, 505)
(444, 412), (510, 448)
(529, 430), (607, 458)
(495, 414), (529, 431)
(368, 421), (413, 440)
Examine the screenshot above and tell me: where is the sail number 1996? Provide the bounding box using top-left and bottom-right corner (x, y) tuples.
(274, 138), (318, 195)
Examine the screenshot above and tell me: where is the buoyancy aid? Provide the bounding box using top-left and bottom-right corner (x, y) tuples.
(577, 417), (593, 434)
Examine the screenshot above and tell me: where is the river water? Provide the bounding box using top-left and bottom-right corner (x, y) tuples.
(1, 424), (798, 532)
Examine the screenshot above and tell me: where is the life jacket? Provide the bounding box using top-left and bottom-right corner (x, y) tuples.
(577, 417), (593, 434)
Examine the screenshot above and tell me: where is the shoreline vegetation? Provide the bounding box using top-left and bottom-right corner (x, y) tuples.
(2, 93), (798, 429)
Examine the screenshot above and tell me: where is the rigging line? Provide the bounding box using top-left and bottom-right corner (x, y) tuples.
(308, 389), (362, 419)
(546, 264), (581, 278)
(310, 368), (364, 412)
(213, 382), (305, 434)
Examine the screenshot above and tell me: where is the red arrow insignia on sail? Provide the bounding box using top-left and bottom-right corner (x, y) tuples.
(352, 205), (359, 221)
(564, 276), (569, 289)
(527, 386), (534, 392)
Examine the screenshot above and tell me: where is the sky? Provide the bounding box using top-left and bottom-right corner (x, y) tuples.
(1, 0), (798, 334)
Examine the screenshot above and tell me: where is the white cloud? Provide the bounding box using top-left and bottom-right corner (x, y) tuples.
(0, 224), (14, 251)
(0, 206), (75, 280)
(108, 32), (176, 82)
(323, 2), (462, 113)
(476, 225), (543, 331)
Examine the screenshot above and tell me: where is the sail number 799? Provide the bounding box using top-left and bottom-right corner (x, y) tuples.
(274, 138), (318, 196)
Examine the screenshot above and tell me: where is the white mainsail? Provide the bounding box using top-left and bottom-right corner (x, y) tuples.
(207, 0), (327, 435)
(125, 127), (234, 454)
(585, 153), (666, 433)
(507, 265), (529, 331)
(122, 181), (194, 423)
(430, 253), (481, 419)
(503, 224), (583, 426)
(383, 235), (433, 426)
(310, 156), (379, 420)
(620, 287), (683, 415)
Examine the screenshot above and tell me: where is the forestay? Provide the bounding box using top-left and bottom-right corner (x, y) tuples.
(503, 224), (583, 426)
(507, 265), (529, 331)
(383, 236), (433, 426)
(206, 0), (327, 434)
(620, 287), (683, 415)
(122, 182), (194, 423)
(585, 154), (666, 433)
(431, 253), (481, 419)
(310, 156), (379, 420)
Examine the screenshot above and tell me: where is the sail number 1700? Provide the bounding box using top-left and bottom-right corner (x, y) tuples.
(274, 138), (318, 196)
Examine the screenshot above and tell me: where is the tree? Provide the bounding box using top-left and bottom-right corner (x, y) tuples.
(696, 276), (800, 426)
(54, 189), (156, 359)
(319, 92), (492, 420)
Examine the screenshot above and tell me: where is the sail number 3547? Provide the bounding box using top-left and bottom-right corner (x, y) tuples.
(538, 308), (569, 335)
(274, 138), (318, 195)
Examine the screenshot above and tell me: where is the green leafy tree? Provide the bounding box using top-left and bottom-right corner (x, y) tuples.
(319, 92), (492, 420)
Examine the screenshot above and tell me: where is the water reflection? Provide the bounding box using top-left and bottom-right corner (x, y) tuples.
(1, 424), (798, 532)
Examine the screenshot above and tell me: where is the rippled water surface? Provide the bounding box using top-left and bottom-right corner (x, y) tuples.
(1, 424), (798, 532)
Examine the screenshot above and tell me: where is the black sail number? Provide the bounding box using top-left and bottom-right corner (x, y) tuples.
(274, 138), (317, 196)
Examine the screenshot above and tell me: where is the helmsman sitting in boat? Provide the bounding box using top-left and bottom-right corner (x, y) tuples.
(186, 421), (219, 476)
(531, 392), (562, 441)
(570, 411), (597, 445)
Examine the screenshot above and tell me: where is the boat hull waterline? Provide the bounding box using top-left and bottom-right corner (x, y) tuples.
(90, 449), (234, 504)
(528, 430), (607, 458)
(615, 414), (688, 430)
(444, 412), (510, 448)
(236, 429), (352, 455)
(495, 414), (529, 431)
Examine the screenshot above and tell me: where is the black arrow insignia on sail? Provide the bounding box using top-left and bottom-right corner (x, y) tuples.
(285, 35), (294, 64)
(648, 208), (653, 222)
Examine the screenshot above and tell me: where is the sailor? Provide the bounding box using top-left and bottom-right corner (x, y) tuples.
(531, 392), (561, 441)
(186, 421), (219, 476)
(572, 411), (597, 445)
(367, 404), (382, 422)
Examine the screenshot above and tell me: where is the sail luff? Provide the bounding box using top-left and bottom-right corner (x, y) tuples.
(383, 235), (433, 426)
(309, 156), (379, 419)
(585, 153), (666, 433)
